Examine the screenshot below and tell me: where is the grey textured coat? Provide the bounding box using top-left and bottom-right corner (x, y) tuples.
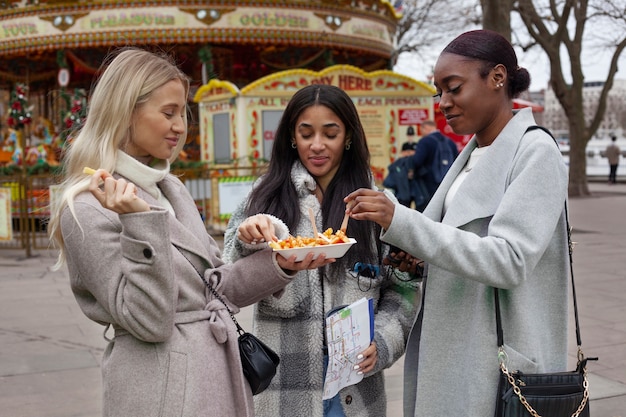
(222, 161), (421, 417)
(61, 174), (296, 417)
(382, 109), (570, 416)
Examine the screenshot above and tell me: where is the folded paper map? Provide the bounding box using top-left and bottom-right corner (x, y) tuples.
(323, 297), (374, 400)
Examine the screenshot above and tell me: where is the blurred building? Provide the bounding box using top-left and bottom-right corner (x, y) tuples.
(543, 79), (626, 140)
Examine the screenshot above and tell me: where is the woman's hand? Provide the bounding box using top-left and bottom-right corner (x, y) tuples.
(238, 214), (335, 272)
(344, 188), (396, 230)
(275, 252), (335, 273)
(87, 169), (150, 214)
(237, 214), (277, 245)
(383, 248), (424, 277)
(355, 342), (377, 375)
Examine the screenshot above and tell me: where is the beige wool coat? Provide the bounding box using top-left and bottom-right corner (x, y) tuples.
(61, 174), (295, 417)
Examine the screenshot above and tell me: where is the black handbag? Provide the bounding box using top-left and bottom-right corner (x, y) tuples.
(238, 325), (280, 395)
(494, 357), (591, 417)
(201, 278), (279, 395)
(176, 247), (280, 395)
(493, 201), (597, 417)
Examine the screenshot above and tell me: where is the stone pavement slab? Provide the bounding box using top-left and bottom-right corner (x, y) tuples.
(0, 251), (106, 417)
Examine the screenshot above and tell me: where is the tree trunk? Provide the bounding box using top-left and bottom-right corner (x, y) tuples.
(481, 0), (513, 40)
(567, 123), (591, 197)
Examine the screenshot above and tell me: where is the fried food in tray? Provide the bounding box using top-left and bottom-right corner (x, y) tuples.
(269, 228), (350, 249)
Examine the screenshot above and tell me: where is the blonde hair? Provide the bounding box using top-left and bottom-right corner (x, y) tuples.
(48, 47), (190, 269)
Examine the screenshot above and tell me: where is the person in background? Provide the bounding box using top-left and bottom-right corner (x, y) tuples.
(605, 135), (621, 184)
(401, 125), (418, 151)
(222, 84), (420, 417)
(345, 30), (570, 416)
(47, 48), (332, 417)
(383, 142), (425, 209)
(409, 119), (458, 211)
(401, 141), (417, 157)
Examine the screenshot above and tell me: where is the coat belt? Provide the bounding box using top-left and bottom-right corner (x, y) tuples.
(111, 299), (234, 344)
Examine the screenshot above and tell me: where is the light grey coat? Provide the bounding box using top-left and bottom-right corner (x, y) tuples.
(61, 174), (296, 417)
(223, 161), (421, 417)
(381, 109), (570, 417)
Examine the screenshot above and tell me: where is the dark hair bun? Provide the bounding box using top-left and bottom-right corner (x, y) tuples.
(510, 66), (531, 98)
(443, 30), (530, 97)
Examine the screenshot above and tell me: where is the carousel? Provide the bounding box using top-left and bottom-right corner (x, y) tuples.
(0, 0), (403, 171)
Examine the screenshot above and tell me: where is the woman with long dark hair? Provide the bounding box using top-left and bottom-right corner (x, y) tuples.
(223, 84), (420, 417)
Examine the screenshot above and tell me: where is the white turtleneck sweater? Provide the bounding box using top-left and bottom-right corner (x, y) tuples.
(443, 145), (489, 213)
(114, 151), (175, 214)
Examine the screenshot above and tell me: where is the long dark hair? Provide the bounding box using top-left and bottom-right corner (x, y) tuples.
(442, 29), (531, 98)
(246, 84), (381, 267)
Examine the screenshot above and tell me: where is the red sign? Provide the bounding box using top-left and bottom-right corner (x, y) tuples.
(399, 108), (429, 125)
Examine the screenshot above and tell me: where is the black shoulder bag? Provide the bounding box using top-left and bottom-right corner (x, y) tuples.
(494, 126), (598, 417)
(176, 247), (280, 395)
(203, 278), (280, 395)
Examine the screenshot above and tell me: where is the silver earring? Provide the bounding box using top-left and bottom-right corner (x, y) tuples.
(497, 82), (504, 88)
(345, 142), (351, 150)
(291, 141), (297, 149)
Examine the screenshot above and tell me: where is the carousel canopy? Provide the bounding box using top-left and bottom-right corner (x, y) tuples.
(0, 0), (401, 90)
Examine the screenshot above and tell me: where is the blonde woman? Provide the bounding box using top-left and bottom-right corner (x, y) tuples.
(48, 48), (332, 417)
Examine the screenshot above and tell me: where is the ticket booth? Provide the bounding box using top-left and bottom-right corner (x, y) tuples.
(195, 65), (436, 183)
(193, 65), (435, 229)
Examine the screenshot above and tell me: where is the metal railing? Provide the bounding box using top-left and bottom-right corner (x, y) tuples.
(0, 173), (58, 256)
(0, 165), (267, 257)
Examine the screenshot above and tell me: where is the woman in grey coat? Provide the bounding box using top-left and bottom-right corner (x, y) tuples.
(47, 48), (332, 417)
(222, 85), (420, 417)
(346, 30), (570, 416)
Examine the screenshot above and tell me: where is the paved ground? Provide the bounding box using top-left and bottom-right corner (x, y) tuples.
(0, 181), (625, 417)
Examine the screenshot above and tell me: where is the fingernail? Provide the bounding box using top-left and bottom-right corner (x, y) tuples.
(353, 365), (360, 370)
(251, 240), (257, 245)
(357, 354), (364, 360)
(357, 371), (363, 375)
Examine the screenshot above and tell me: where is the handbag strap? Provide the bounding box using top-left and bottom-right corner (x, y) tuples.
(494, 201), (580, 347)
(495, 210), (592, 417)
(174, 245), (245, 335)
(494, 127), (595, 417)
(495, 125), (582, 349)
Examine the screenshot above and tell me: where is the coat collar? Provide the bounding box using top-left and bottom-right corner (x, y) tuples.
(424, 108), (536, 228)
(153, 176), (214, 267)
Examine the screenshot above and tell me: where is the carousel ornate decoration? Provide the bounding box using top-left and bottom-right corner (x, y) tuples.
(1, 0), (400, 169)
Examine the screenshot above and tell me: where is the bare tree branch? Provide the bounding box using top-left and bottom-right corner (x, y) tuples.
(513, 0), (626, 196)
(393, 0), (626, 196)
(392, 0), (479, 66)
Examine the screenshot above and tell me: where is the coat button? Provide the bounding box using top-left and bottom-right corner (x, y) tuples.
(345, 395), (352, 405)
(143, 248), (152, 259)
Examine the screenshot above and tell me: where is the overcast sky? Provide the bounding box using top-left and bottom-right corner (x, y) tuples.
(394, 36), (626, 93)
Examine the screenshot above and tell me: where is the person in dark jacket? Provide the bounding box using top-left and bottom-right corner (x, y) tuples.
(382, 144), (428, 209)
(409, 120), (458, 211)
(401, 126), (418, 152)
